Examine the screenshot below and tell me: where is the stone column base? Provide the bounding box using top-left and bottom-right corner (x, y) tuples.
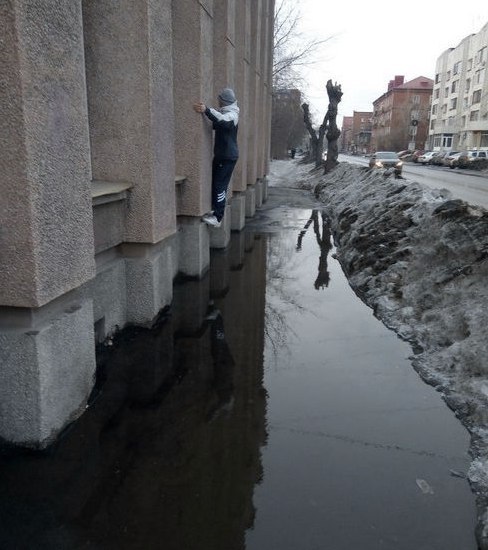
(262, 176), (269, 203)
(121, 236), (177, 326)
(0, 298), (96, 449)
(230, 192), (246, 232)
(255, 179), (264, 207)
(209, 204), (232, 249)
(177, 216), (210, 278)
(245, 185), (256, 218)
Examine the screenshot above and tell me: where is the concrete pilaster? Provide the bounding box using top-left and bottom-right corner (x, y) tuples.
(247, 0), (261, 190)
(172, 0), (214, 217)
(255, 179), (264, 208)
(0, 1), (94, 308)
(245, 186), (256, 218)
(230, 192), (246, 231)
(83, 0), (176, 243)
(232, 0), (250, 193)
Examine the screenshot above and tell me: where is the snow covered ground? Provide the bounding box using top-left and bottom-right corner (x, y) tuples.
(273, 159), (488, 548)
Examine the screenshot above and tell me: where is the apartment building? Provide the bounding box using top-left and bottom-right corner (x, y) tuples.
(352, 111), (373, 154)
(429, 22), (488, 151)
(371, 75), (433, 152)
(340, 116), (353, 152)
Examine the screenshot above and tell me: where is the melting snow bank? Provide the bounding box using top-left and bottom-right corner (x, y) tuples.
(310, 163), (488, 548)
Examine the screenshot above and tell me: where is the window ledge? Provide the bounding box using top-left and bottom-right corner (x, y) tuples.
(92, 181), (132, 206)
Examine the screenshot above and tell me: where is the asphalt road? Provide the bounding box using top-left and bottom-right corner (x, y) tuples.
(341, 154), (488, 209)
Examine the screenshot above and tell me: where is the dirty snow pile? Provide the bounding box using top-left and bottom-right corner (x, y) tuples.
(311, 163), (488, 546)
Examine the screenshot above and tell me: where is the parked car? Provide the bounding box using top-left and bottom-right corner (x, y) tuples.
(411, 150), (425, 162)
(397, 150), (412, 159)
(430, 152), (449, 165)
(443, 151), (461, 167)
(456, 150), (488, 168)
(417, 151), (437, 164)
(369, 151), (403, 175)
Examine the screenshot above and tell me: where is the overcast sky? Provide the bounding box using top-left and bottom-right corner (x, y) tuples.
(295, 0), (488, 123)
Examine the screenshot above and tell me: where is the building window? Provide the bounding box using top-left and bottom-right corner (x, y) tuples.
(475, 68), (485, 84)
(477, 46), (487, 64)
(432, 104), (438, 115)
(470, 110), (479, 121)
(442, 135), (453, 148)
(442, 104), (447, 115)
(435, 73), (440, 83)
(434, 89), (439, 99)
(446, 70), (451, 80)
(453, 61), (461, 75)
(413, 94), (420, 104)
(430, 120), (435, 130)
(433, 135), (441, 148)
(481, 133), (488, 147)
(451, 80), (458, 93)
(468, 58), (473, 71)
(473, 89), (482, 104)
(466, 78), (471, 92)
(461, 116), (466, 127)
(450, 98), (457, 110)
(463, 97), (469, 109)
(445, 87), (449, 97)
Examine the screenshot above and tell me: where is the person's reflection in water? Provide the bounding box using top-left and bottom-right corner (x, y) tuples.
(296, 210), (333, 289)
(205, 302), (236, 422)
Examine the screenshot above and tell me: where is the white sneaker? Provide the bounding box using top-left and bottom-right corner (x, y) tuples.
(202, 213), (221, 227)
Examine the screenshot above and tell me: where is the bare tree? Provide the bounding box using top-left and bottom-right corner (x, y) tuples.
(302, 102), (327, 168)
(323, 80), (342, 173)
(301, 80), (343, 171)
(273, 0), (331, 89)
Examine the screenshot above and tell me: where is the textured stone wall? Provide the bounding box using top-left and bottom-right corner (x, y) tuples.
(0, 1), (95, 308)
(0, 0), (274, 448)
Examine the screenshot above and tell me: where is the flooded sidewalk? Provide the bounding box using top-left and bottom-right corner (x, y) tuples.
(0, 184), (478, 549)
(246, 197), (477, 549)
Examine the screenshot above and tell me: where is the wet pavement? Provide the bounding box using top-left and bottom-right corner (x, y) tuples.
(0, 186), (479, 549)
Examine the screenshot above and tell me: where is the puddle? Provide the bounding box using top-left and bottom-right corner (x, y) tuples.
(0, 208), (478, 550)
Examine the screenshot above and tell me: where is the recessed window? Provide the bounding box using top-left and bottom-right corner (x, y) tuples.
(473, 89), (482, 104)
(470, 110), (479, 121)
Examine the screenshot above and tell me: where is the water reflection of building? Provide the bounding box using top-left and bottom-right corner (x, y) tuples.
(1, 2), (274, 449)
(0, 232), (268, 550)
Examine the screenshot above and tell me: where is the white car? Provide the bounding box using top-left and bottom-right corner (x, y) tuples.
(417, 151), (437, 164)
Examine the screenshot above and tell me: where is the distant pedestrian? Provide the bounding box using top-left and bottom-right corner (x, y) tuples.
(193, 88), (239, 228)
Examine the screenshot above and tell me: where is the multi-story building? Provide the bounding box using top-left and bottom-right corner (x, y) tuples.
(371, 75), (433, 152)
(429, 22), (488, 151)
(0, 1), (274, 449)
(340, 116), (353, 152)
(352, 111), (373, 154)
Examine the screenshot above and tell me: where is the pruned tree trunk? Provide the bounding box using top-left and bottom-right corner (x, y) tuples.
(324, 79), (343, 174)
(302, 103), (328, 168)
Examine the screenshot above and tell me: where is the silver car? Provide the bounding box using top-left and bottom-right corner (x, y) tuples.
(369, 151), (403, 175)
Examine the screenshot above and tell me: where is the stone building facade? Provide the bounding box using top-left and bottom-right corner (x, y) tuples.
(371, 75), (433, 152)
(429, 22), (488, 151)
(0, 0), (275, 448)
(340, 116), (353, 153)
